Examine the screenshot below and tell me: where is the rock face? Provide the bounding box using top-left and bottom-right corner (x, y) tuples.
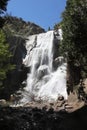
(0, 16), (45, 100)
(66, 62), (81, 95)
(0, 35), (28, 99)
(3, 16), (45, 37)
(0, 105), (87, 130)
(37, 65), (49, 79)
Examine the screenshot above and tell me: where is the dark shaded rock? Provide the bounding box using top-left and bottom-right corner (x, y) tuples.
(58, 95), (64, 101)
(37, 65), (49, 79)
(53, 35), (59, 60)
(0, 99), (7, 107)
(53, 56), (65, 70)
(0, 105), (87, 130)
(67, 62), (81, 95)
(0, 16), (45, 99)
(0, 35), (28, 99)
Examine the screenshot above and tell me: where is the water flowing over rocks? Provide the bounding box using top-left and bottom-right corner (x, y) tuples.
(0, 28), (87, 129)
(20, 30), (68, 104)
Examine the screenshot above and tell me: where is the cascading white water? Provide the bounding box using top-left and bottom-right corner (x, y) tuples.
(21, 30), (67, 103)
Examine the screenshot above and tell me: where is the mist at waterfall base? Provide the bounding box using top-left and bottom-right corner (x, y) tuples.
(21, 30), (68, 104)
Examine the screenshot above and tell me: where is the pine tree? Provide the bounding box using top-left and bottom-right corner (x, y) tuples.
(0, 0), (9, 14)
(0, 30), (13, 81)
(0, 0), (9, 28)
(61, 0), (87, 78)
(0, 0), (14, 87)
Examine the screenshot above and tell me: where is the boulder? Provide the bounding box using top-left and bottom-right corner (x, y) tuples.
(0, 99), (7, 106)
(58, 95), (64, 101)
(37, 65), (49, 79)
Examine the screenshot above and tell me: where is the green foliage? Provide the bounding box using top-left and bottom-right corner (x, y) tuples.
(0, 0), (9, 14)
(0, 29), (14, 83)
(0, 0), (9, 28)
(54, 22), (62, 30)
(61, 0), (87, 78)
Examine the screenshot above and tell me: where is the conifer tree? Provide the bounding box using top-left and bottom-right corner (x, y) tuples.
(61, 0), (87, 78)
(0, 0), (9, 14)
(0, 30), (13, 81)
(0, 0), (14, 87)
(0, 0), (9, 28)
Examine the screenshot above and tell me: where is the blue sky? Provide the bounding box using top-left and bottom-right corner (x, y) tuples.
(7, 0), (66, 30)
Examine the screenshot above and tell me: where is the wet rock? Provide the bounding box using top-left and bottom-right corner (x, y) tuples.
(0, 99), (7, 106)
(64, 104), (73, 109)
(53, 56), (65, 70)
(37, 65), (49, 79)
(58, 95), (64, 101)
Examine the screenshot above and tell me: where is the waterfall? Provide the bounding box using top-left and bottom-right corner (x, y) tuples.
(21, 30), (67, 103)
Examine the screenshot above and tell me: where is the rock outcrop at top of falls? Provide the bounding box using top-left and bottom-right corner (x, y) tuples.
(3, 15), (45, 37)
